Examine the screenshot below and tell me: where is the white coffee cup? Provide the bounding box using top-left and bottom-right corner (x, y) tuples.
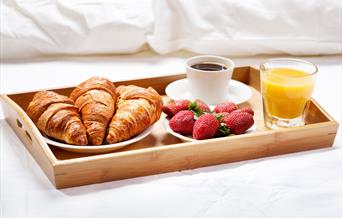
(186, 55), (235, 105)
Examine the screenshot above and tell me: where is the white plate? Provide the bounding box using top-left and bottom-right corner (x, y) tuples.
(43, 125), (154, 154)
(165, 79), (252, 105)
(163, 118), (256, 142)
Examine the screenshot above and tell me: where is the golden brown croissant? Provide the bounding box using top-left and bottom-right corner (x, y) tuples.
(70, 76), (116, 145)
(106, 85), (163, 144)
(26, 91), (88, 145)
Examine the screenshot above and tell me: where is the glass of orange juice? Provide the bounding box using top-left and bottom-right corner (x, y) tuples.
(260, 58), (317, 129)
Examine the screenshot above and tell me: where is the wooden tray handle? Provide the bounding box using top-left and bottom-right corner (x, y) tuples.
(1, 95), (57, 163)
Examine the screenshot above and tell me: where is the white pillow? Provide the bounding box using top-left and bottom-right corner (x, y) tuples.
(1, 0), (153, 59)
(147, 0), (342, 56)
(1, 0), (341, 59)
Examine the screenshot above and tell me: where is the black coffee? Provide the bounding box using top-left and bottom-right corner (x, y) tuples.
(191, 62), (227, 71)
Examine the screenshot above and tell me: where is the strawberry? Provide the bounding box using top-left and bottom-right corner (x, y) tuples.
(232, 106), (254, 116)
(169, 110), (195, 135)
(194, 99), (211, 113)
(193, 114), (219, 140)
(214, 112), (231, 137)
(220, 112), (254, 134)
(216, 112), (230, 117)
(189, 99), (211, 117)
(213, 101), (238, 113)
(163, 99), (191, 117)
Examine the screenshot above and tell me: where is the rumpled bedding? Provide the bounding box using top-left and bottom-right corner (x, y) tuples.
(1, 0), (341, 59)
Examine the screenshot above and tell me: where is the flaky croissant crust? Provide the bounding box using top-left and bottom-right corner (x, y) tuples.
(27, 91), (88, 145)
(70, 76), (116, 101)
(27, 91), (74, 123)
(106, 85), (163, 144)
(70, 76), (117, 145)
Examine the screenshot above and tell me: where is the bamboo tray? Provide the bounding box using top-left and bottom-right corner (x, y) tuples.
(0, 67), (339, 189)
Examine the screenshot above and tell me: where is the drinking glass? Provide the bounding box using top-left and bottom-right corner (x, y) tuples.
(260, 58), (317, 129)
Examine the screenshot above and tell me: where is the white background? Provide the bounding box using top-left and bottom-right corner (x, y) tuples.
(0, 52), (341, 218)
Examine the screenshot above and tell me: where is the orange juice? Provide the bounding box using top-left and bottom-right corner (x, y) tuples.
(262, 68), (315, 119)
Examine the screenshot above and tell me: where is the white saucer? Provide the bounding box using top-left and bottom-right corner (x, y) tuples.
(43, 125), (154, 154)
(165, 79), (252, 105)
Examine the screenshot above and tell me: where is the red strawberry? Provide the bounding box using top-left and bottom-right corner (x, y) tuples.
(193, 114), (219, 140)
(221, 112), (254, 134)
(214, 101), (238, 113)
(169, 110), (195, 135)
(194, 99), (211, 113)
(232, 107), (254, 116)
(163, 99), (191, 117)
(216, 112), (230, 116)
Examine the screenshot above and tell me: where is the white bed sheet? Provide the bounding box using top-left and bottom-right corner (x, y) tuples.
(1, 0), (341, 59)
(0, 53), (341, 218)
(1, 0), (154, 58)
(148, 0), (342, 56)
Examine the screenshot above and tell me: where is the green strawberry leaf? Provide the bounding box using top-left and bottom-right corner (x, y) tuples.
(189, 101), (204, 118)
(189, 101), (197, 110)
(216, 114), (223, 122)
(216, 123), (231, 137)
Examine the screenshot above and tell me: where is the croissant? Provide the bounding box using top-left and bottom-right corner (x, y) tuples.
(26, 91), (88, 145)
(106, 85), (163, 144)
(70, 76), (116, 145)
